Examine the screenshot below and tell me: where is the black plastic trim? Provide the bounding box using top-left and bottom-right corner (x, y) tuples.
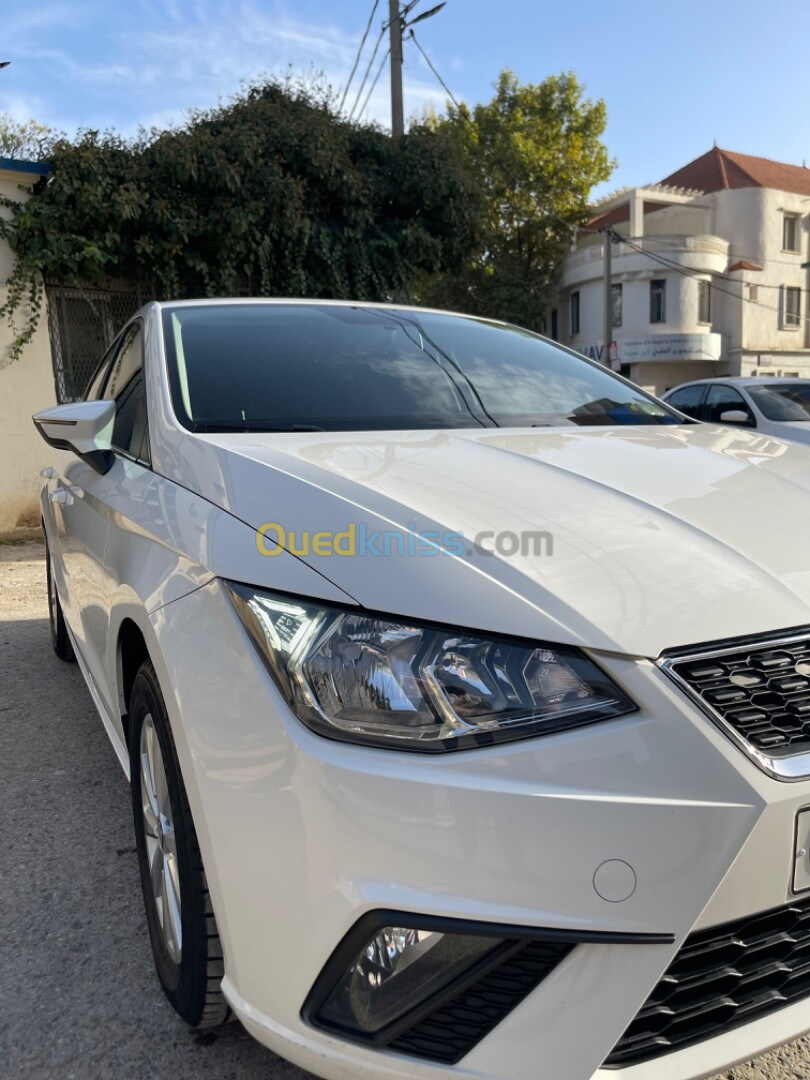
(33, 422), (115, 476)
(302, 909), (674, 1062)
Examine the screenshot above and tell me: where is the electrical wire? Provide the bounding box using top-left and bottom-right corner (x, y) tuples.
(358, 46), (392, 122)
(626, 234), (810, 294)
(339, 0), (380, 115)
(408, 28), (596, 239)
(349, 23), (387, 121)
(409, 24), (806, 328)
(617, 233), (810, 326)
(408, 28), (462, 113)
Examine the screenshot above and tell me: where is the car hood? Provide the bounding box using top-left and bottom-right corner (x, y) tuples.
(176, 423), (810, 658)
(770, 421), (810, 445)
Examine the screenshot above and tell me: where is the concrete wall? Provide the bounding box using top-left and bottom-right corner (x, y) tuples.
(716, 187), (810, 359)
(0, 166), (57, 534)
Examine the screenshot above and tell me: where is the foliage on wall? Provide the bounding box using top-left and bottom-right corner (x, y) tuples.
(0, 79), (477, 363)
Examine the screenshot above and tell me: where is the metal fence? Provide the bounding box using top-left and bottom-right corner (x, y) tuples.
(46, 284), (149, 402)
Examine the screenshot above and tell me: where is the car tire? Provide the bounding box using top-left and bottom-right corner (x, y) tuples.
(128, 659), (229, 1028)
(44, 529), (75, 663)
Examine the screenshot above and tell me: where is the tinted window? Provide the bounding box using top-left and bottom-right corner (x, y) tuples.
(748, 383), (810, 421)
(84, 333), (123, 401)
(704, 385), (755, 425)
(415, 313), (678, 426)
(162, 304), (682, 432)
(112, 373), (150, 464)
(105, 323), (144, 400)
(666, 384), (705, 420)
(650, 280), (666, 323)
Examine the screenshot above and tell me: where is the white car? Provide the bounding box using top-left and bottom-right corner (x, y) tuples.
(662, 376), (810, 445)
(33, 299), (810, 1080)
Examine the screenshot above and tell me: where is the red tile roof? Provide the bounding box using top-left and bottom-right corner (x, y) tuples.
(588, 200), (672, 230)
(587, 148), (810, 230)
(728, 259), (763, 272)
(660, 147), (810, 196)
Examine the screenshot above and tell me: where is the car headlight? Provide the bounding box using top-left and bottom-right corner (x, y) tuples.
(224, 582), (635, 751)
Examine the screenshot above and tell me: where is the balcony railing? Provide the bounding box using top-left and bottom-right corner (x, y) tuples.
(563, 234), (729, 273)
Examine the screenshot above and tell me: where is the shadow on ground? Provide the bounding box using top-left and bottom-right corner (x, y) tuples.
(0, 615), (311, 1080)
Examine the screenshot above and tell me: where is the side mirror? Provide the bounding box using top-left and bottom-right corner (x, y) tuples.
(32, 400), (116, 475)
(719, 409), (752, 426)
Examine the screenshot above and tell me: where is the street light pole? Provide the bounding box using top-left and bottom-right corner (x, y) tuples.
(388, 0), (404, 137)
(603, 226), (613, 366)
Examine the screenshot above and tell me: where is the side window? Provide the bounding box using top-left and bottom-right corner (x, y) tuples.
(667, 385), (705, 420)
(704, 385), (755, 426)
(111, 373), (150, 464)
(104, 322), (144, 400)
(84, 333), (124, 401)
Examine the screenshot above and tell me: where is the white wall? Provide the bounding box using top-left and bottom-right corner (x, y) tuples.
(0, 167), (57, 534)
(555, 180), (810, 393)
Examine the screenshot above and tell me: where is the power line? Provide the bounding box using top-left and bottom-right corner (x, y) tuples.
(409, 29), (592, 240)
(339, 0), (380, 115)
(349, 23), (387, 121)
(618, 234), (810, 326)
(408, 28), (462, 112)
(629, 234), (810, 294)
(358, 46), (392, 122)
(408, 26), (807, 330)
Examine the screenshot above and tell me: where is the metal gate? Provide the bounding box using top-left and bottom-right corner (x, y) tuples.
(46, 284), (149, 402)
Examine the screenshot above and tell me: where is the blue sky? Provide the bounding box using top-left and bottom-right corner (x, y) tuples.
(3, 0), (810, 199)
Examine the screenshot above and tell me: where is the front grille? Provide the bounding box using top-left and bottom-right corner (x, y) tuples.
(388, 939), (572, 1064)
(605, 898), (810, 1067)
(669, 633), (810, 757)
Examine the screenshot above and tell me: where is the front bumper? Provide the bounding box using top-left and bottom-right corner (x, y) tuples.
(148, 579), (810, 1080)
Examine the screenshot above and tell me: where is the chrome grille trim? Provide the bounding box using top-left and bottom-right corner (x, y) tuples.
(659, 629), (810, 782)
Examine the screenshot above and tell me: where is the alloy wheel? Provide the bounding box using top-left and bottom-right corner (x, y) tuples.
(139, 714), (182, 963)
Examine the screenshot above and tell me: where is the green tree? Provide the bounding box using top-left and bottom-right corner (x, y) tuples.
(0, 80), (477, 363)
(415, 70), (614, 330)
(0, 115), (58, 160)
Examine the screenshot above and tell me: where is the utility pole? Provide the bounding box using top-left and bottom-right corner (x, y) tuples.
(388, 0), (404, 137)
(603, 227), (613, 366)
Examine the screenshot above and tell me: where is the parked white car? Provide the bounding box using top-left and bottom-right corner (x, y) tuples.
(34, 300), (810, 1080)
(662, 375), (810, 444)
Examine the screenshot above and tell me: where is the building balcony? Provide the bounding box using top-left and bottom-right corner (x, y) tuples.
(560, 234), (730, 289)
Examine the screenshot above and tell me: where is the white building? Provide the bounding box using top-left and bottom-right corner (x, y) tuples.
(553, 147), (810, 395)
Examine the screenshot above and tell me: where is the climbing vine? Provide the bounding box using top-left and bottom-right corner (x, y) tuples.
(0, 79), (477, 363)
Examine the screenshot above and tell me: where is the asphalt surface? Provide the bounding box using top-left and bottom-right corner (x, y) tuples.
(2, 538), (810, 1080)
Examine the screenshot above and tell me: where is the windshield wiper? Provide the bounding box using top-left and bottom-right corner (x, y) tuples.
(191, 421), (325, 433)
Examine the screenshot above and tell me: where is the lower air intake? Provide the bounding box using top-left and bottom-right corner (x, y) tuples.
(606, 897), (810, 1067)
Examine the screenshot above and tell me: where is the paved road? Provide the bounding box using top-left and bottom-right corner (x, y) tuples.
(2, 539), (810, 1080)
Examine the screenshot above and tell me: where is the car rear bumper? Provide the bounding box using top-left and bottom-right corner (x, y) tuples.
(148, 579), (810, 1079)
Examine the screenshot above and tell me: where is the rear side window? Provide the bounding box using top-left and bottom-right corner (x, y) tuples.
(666, 385), (705, 420)
(105, 323), (144, 400)
(112, 373), (150, 464)
(84, 332), (124, 401)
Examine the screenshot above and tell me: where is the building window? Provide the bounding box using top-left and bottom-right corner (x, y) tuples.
(570, 291), (580, 336)
(783, 213), (800, 253)
(611, 283), (622, 328)
(650, 279), (666, 323)
(550, 308), (558, 341)
(749, 284), (759, 303)
(784, 286), (802, 328)
(698, 280), (711, 324)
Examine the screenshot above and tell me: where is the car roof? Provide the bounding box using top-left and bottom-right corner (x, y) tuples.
(154, 297), (493, 322)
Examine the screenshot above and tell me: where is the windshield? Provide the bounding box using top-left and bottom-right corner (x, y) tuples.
(747, 383), (810, 422)
(161, 304), (683, 432)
